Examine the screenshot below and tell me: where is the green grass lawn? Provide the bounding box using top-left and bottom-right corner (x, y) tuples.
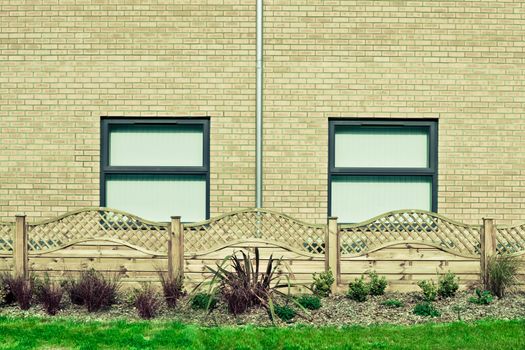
(0, 317), (523, 350)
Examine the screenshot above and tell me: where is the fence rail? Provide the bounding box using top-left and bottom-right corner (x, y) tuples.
(0, 208), (523, 292)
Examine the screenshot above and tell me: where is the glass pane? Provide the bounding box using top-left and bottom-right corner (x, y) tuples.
(331, 175), (432, 223)
(335, 126), (429, 168)
(106, 174), (206, 222)
(109, 124), (203, 167)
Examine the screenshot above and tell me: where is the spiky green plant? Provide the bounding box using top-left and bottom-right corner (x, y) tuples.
(487, 255), (519, 298)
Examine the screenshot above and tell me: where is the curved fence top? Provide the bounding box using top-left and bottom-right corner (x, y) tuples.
(495, 223), (525, 255)
(10, 206), (525, 258)
(0, 222), (13, 253)
(26, 207), (168, 253)
(184, 208), (326, 255)
(339, 210), (481, 257)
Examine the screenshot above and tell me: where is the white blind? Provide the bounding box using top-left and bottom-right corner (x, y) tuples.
(331, 176), (432, 223)
(109, 124), (203, 167)
(106, 174), (206, 222)
(335, 126), (429, 168)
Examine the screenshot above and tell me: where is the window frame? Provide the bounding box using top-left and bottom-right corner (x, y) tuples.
(328, 119), (438, 222)
(100, 117), (210, 221)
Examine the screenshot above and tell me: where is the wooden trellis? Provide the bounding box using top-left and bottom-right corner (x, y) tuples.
(0, 222), (13, 253)
(184, 209), (326, 255)
(26, 208), (168, 254)
(339, 210), (481, 258)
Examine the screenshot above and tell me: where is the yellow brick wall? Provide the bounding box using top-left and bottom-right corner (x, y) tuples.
(1, 0), (525, 226)
(0, 0), (256, 220)
(263, 0), (525, 225)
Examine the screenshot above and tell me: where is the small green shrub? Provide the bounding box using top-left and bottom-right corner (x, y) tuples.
(273, 304), (296, 322)
(381, 299), (404, 308)
(438, 272), (459, 298)
(191, 293), (218, 310)
(367, 271), (387, 296)
(347, 276), (369, 302)
(413, 302), (441, 317)
(297, 295), (321, 310)
(487, 255), (519, 298)
(468, 289), (493, 305)
(451, 304), (466, 321)
(311, 270), (334, 297)
(417, 280), (437, 302)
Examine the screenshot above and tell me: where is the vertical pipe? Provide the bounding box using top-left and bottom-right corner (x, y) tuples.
(256, 0), (263, 208)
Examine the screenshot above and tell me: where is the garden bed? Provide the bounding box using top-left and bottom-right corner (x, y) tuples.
(1, 291), (524, 327)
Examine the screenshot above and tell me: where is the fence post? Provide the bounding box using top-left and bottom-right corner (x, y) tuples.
(14, 215), (28, 279)
(481, 218), (496, 288)
(326, 217), (339, 293)
(168, 216), (184, 279)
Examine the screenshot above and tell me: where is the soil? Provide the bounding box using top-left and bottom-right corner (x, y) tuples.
(1, 291), (524, 327)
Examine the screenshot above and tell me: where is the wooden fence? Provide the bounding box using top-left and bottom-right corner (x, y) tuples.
(0, 208), (523, 292)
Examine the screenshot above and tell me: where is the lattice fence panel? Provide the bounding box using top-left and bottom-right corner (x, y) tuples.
(184, 209), (326, 254)
(27, 209), (168, 253)
(496, 225), (525, 254)
(0, 223), (13, 253)
(339, 211), (481, 257)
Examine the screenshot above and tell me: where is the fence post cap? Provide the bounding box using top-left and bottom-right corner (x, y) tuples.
(170, 216), (181, 220)
(15, 214), (26, 218)
(328, 216), (338, 220)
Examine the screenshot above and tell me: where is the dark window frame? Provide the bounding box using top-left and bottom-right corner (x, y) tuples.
(328, 119), (438, 222)
(100, 117), (210, 221)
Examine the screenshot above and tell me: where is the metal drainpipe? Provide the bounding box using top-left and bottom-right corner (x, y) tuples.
(255, 0), (263, 209)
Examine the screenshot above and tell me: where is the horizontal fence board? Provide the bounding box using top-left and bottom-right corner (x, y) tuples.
(341, 246), (478, 261)
(29, 270), (167, 280)
(183, 273), (315, 285)
(339, 260), (480, 275)
(30, 250), (165, 259)
(340, 273), (480, 281)
(186, 246), (320, 259)
(29, 258), (168, 272)
(185, 259), (324, 268)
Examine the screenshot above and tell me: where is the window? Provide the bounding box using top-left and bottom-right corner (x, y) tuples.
(101, 118), (209, 222)
(329, 119), (437, 223)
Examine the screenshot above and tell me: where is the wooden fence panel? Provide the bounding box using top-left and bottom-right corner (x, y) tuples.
(183, 209), (328, 291)
(0, 207), (521, 293)
(25, 208), (169, 286)
(338, 210), (482, 292)
(340, 243), (480, 292)
(28, 240), (168, 285)
(184, 241), (325, 292)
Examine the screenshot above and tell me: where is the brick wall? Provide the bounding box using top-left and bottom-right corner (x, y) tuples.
(1, 1), (525, 225)
(263, 0), (525, 224)
(0, 0), (256, 220)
